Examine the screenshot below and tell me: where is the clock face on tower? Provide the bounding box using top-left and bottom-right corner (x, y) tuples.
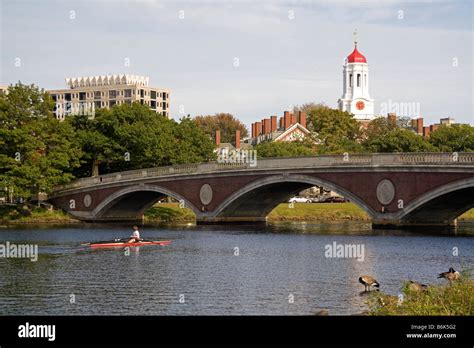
(356, 101), (365, 110)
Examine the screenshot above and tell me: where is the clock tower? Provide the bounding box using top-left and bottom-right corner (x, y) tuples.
(338, 34), (375, 121)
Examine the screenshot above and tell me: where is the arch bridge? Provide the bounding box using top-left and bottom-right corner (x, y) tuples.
(49, 152), (474, 229)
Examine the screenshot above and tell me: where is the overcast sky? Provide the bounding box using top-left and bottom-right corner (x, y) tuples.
(1, 0), (473, 127)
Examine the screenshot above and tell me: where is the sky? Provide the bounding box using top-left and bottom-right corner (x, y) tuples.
(1, 0), (473, 128)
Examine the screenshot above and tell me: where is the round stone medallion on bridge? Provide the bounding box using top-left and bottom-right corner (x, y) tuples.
(199, 184), (213, 206)
(376, 179), (395, 205)
(83, 194), (92, 208)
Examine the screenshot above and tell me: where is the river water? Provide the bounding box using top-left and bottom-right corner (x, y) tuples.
(0, 222), (473, 315)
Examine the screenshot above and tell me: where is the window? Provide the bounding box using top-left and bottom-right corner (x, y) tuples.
(140, 99), (144, 104)
(65, 93), (71, 101)
(110, 100), (116, 107)
(150, 100), (156, 109)
(349, 74), (352, 88)
(109, 90), (117, 99)
(94, 101), (101, 109)
(140, 89), (144, 98)
(163, 92), (167, 100)
(79, 92), (86, 101)
(125, 100), (132, 105)
(124, 89), (132, 98)
(94, 91), (101, 99)
(357, 74), (361, 87)
(163, 102), (167, 110)
(151, 90), (157, 99)
(51, 94), (57, 101)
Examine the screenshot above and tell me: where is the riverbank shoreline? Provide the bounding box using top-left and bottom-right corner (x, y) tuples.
(1, 203), (474, 225)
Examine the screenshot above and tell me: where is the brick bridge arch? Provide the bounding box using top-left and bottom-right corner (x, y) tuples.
(91, 184), (202, 221)
(207, 174), (378, 223)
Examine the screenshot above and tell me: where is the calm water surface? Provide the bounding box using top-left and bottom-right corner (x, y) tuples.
(0, 222), (473, 315)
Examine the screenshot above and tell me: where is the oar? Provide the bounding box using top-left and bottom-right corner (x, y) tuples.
(81, 238), (126, 246)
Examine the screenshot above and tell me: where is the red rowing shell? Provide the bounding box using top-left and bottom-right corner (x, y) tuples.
(90, 240), (171, 248)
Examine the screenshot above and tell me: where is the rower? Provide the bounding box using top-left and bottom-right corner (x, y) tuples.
(127, 225), (141, 243)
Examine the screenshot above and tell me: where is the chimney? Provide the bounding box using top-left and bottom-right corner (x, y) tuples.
(388, 113), (397, 124)
(284, 111), (291, 130)
(423, 126), (430, 138)
(291, 114), (297, 126)
(235, 130), (240, 149)
(270, 116), (277, 132)
(298, 111), (307, 128)
(255, 121), (262, 136)
(263, 118), (271, 134)
(417, 118), (424, 135)
(215, 130), (221, 146)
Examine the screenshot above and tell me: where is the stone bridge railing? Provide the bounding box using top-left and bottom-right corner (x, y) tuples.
(53, 152), (474, 192)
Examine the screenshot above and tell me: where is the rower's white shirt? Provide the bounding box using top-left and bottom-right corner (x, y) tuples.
(131, 230), (140, 238)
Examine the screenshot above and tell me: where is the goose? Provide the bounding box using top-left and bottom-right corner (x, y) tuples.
(408, 280), (428, 292)
(437, 268), (460, 283)
(359, 275), (380, 292)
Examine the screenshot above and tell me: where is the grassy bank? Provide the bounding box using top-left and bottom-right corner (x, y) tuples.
(0, 205), (78, 224)
(367, 276), (473, 315)
(267, 202), (371, 221)
(144, 203), (195, 223)
(459, 208), (474, 221)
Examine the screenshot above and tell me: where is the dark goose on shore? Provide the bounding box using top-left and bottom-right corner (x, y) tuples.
(359, 275), (380, 292)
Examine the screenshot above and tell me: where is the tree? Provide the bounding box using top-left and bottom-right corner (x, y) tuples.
(254, 140), (316, 158)
(428, 124), (474, 152)
(0, 83), (82, 200)
(194, 113), (248, 144)
(68, 103), (216, 176)
(171, 116), (216, 164)
(363, 116), (399, 142)
(363, 128), (435, 153)
(304, 104), (363, 153)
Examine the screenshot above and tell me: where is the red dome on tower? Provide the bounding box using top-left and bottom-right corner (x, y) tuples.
(347, 45), (367, 63)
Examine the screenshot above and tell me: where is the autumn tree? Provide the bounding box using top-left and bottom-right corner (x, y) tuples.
(194, 113), (248, 144)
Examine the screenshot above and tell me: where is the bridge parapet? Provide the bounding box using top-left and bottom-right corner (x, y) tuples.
(53, 152), (474, 193)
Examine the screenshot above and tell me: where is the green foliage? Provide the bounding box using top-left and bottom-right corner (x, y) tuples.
(194, 113), (248, 144)
(171, 116), (216, 164)
(428, 124), (474, 152)
(0, 83), (82, 199)
(304, 104), (363, 153)
(363, 127), (435, 153)
(68, 103), (216, 176)
(254, 140), (315, 158)
(0, 205), (76, 222)
(367, 276), (473, 315)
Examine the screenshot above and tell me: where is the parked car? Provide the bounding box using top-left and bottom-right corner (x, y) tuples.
(288, 196), (312, 203)
(323, 196), (347, 203)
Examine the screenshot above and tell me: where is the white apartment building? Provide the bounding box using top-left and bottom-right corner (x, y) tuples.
(47, 74), (170, 119)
